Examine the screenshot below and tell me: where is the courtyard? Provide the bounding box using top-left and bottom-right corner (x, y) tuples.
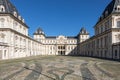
(0, 56), (120, 80)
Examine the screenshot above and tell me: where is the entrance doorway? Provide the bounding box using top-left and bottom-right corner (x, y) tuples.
(58, 51), (65, 55)
(58, 45), (66, 55)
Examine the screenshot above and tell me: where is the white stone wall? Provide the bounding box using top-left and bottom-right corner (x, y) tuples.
(79, 35), (89, 43)
(0, 15), (44, 60)
(78, 14), (120, 60)
(34, 35), (78, 56)
(0, 15), (28, 36)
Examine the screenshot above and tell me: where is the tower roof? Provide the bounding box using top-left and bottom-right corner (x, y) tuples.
(96, 0), (120, 25)
(0, 0), (19, 15)
(0, 0), (27, 25)
(34, 27), (45, 35)
(79, 27), (89, 35)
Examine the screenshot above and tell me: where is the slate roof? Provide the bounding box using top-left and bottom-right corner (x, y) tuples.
(34, 27), (45, 35)
(79, 27), (89, 35)
(46, 36), (56, 39)
(45, 36), (77, 39)
(95, 0), (120, 26)
(0, 0), (29, 28)
(67, 36), (77, 39)
(0, 0), (19, 16)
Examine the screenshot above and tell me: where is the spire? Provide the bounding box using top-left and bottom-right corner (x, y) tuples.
(96, 0), (120, 25)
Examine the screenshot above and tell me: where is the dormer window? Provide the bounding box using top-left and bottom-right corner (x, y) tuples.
(115, 6), (120, 11)
(101, 15), (104, 19)
(22, 19), (24, 23)
(0, 5), (5, 12)
(18, 16), (21, 20)
(118, 0), (120, 3)
(13, 11), (17, 17)
(118, 8), (120, 10)
(105, 11), (108, 16)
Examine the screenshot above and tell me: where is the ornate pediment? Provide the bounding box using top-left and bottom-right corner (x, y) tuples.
(56, 35), (67, 40)
(56, 35), (67, 44)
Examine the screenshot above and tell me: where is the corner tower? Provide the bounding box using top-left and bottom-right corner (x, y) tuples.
(0, 0), (19, 14)
(94, 0), (120, 44)
(93, 0), (120, 59)
(0, 0), (29, 59)
(33, 27), (45, 41)
(78, 27), (89, 43)
(0, 0), (28, 35)
(94, 0), (120, 36)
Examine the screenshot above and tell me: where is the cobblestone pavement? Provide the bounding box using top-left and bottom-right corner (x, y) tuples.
(0, 56), (120, 80)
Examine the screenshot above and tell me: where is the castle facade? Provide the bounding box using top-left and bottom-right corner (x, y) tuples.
(0, 0), (120, 60)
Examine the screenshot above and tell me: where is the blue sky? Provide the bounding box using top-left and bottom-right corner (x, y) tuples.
(11, 0), (111, 37)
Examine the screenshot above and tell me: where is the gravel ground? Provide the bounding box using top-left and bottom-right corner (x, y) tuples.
(0, 56), (119, 80)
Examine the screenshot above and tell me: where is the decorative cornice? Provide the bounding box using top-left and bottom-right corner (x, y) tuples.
(0, 28), (42, 44)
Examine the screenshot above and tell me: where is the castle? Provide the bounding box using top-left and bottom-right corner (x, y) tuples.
(0, 0), (120, 60)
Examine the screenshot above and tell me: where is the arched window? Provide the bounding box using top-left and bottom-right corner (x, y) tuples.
(18, 16), (21, 20)
(0, 5), (5, 12)
(0, 18), (5, 27)
(22, 19), (24, 23)
(13, 11), (17, 17)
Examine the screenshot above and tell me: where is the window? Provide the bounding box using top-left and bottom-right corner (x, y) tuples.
(16, 36), (18, 39)
(58, 46), (60, 49)
(117, 6), (120, 11)
(24, 28), (26, 34)
(18, 16), (21, 20)
(101, 26), (103, 33)
(115, 34), (120, 42)
(0, 18), (5, 27)
(117, 21), (120, 28)
(22, 19), (25, 23)
(115, 7), (117, 10)
(105, 21), (109, 30)
(115, 50), (118, 57)
(63, 46), (65, 49)
(13, 11), (17, 17)
(0, 33), (5, 42)
(0, 5), (5, 12)
(13, 22), (18, 30)
(104, 50), (107, 58)
(4, 50), (7, 58)
(105, 11), (108, 16)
